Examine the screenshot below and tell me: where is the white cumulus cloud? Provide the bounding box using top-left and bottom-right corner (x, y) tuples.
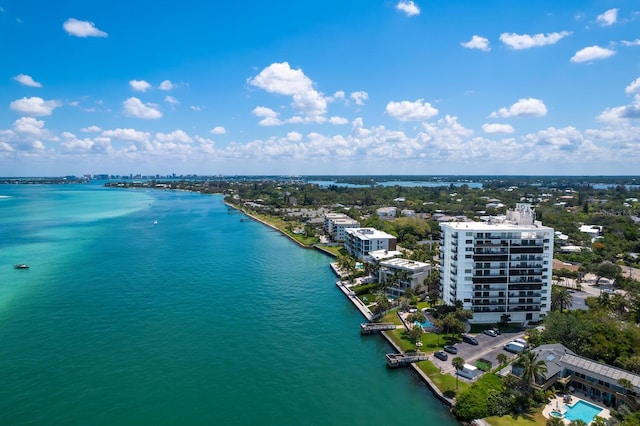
(482, 123), (515, 134)
(252, 106), (281, 126)
(10, 97), (60, 116)
(570, 45), (616, 63)
(286, 131), (303, 142)
(13, 74), (42, 88)
(329, 116), (349, 125)
(252, 106), (278, 118)
(129, 80), (152, 92)
(395, 1), (420, 16)
(164, 95), (179, 104)
(81, 125), (102, 133)
(330, 91), (345, 101)
(597, 8), (619, 26)
(385, 99), (438, 121)
(122, 97), (162, 119)
(159, 80), (174, 90)
(13, 117), (46, 135)
(210, 126), (226, 135)
(248, 62), (327, 119)
(622, 39), (640, 47)
(155, 130), (192, 144)
(598, 79), (640, 122)
(63, 18), (108, 37)
(499, 31), (571, 50)
(626, 78), (640, 94)
(102, 128), (151, 143)
(350, 91), (369, 106)
(491, 98), (547, 118)
(461, 35), (490, 52)
(523, 126), (585, 152)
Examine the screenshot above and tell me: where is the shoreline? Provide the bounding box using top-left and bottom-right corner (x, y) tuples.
(224, 200), (339, 258)
(228, 200), (455, 414)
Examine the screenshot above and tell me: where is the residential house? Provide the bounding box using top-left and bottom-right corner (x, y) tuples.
(508, 343), (640, 409)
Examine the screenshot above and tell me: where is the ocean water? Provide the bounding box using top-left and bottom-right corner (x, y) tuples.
(0, 184), (457, 425)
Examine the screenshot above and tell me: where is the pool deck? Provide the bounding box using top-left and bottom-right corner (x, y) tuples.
(542, 395), (610, 424)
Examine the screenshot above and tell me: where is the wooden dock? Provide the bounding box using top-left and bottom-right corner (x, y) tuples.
(386, 352), (429, 368)
(360, 323), (397, 334)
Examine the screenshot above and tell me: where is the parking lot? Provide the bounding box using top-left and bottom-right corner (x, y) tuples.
(430, 329), (526, 376)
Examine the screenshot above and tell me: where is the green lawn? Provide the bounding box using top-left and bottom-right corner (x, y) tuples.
(381, 310), (403, 325)
(387, 328), (456, 352)
(316, 245), (346, 257)
(357, 292), (376, 305)
(384, 328), (474, 398)
(415, 360), (470, 397)
(248, 212), (318, 246)
(484, 411), (547, 426)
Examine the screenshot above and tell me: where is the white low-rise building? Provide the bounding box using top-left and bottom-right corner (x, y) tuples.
(376, 206), (397, 219)
(324, 213), (360, 242)
(368, 249), (403, 262)
(378, 258), (431, 297)
(579, 224), (602, 237)
(345, 228), (397, 261)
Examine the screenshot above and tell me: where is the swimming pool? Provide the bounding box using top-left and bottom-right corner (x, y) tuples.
(414, 319), (435, 329)
(564, 400), (603, 424)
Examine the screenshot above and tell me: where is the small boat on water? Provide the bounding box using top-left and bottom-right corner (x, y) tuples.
(14, 264), (30, 269)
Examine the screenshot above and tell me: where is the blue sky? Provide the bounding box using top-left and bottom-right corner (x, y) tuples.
(1, 0), (639, 176)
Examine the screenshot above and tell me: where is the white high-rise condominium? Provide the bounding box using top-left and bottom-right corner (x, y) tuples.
(439, 204), (554, 325)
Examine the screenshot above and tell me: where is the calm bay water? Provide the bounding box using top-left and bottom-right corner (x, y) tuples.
(0, 184), (457, 425)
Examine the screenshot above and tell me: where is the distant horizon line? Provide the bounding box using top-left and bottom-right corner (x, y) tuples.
(2, 174), (640, 180)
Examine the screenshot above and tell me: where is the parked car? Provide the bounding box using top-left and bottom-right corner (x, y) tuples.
(504, 341), (526, 353)
(462, 334), (479, 345)
(443, 345), (458, 354)
(434, 350), (448, 361)
(491, 327), (501, 335)
(483, 329), (497, 337)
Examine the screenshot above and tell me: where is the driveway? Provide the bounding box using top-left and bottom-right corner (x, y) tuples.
(430, 330), (526, 376)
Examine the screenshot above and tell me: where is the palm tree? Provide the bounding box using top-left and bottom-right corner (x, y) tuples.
(546, 417), (564, 426)
(424, 270), (440, 306)
(569, 420), (588, 426)
(590, 417), (607, 426)
(597, 292), (612, 310)
(611, 293), (628, 316)
(442, 312), (465, 338)
(386, 269), (412, 295)
(551, 286), (573, 313)
(452, 356), (465, 389)
(373, 294), (391, 316)
(513, 351), (548, 394)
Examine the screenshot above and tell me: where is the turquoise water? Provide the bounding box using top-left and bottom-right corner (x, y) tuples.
(564, 400), (603, 423)
(0, 184), (458, 425)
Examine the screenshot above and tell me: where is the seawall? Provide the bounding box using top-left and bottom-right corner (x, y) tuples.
(224, 201), (312, 249)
